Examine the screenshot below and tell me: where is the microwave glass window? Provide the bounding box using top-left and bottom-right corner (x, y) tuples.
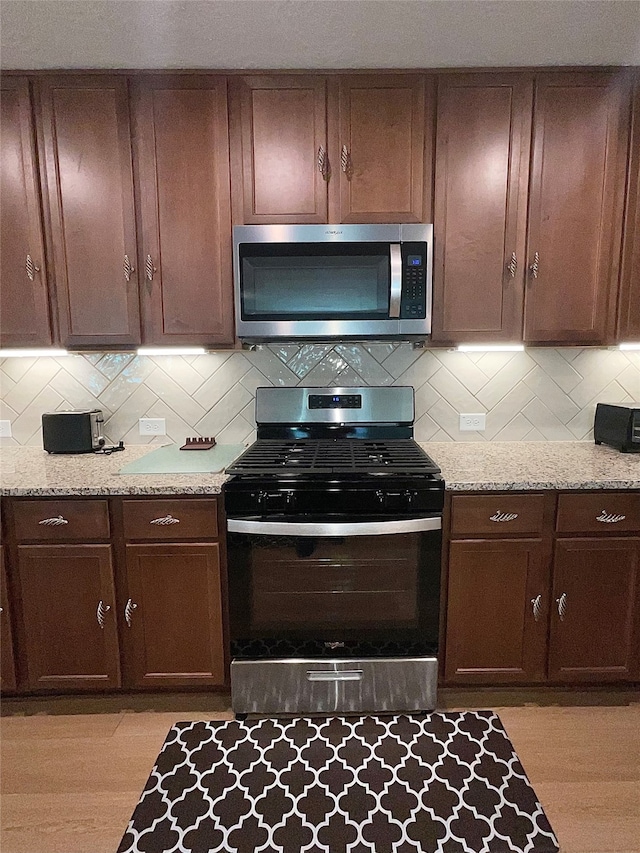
(239, 243), (391, 320)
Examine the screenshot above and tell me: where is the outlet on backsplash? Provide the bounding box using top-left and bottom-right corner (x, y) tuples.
(460, 413), (486, 432)
(139, 418), (166, 436)
(0, 420), (12, 437)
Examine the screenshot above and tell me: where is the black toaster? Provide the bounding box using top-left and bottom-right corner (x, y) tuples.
(42, 409), (105, 454)
(594, 403), (640, 453)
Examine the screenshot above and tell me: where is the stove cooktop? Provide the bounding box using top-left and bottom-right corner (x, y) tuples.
(225, 438), (441, 476)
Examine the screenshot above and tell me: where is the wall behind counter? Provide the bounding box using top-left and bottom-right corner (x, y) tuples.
(1, 343), (639, 447)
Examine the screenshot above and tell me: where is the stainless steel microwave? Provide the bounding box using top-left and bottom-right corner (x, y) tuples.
(232, 224), (433, 340)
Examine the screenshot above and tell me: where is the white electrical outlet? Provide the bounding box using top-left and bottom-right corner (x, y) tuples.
(0, 420), (12, 438)
(139, 418), (166, 436)
(460, 413), (486, 432)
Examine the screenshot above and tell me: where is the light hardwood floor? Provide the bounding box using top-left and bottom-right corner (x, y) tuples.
(1, 692), (639, 853)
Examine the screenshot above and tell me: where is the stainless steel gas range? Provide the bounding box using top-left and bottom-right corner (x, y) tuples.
(223, 386), (444, 717)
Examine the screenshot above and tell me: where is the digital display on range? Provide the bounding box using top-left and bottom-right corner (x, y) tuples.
(308, 394), (363, 409)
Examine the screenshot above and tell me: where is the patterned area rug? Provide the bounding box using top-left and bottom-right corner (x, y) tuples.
(117, 711), (559, 853)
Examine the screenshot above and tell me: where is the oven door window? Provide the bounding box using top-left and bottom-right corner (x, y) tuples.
(228, 529), (441, 649)
(239, 243), (391, 320)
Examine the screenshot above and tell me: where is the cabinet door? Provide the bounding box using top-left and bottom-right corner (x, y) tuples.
(524, 72), (630, 344)
(432, 74), (532, 343)
(1, 549), (17, 693)
(230, 76), (328, 224)
(16, 544), (120, 691)
(549, 538), (640, 682)
(124, 543), (225, 688)
(444, 539), (549, 683)
(618, 79), (640, 341)
(133, 77), (234, 346)
(0, 77), (52, 346)
(37, 76), (140, 347)
(331, 75), (432, 224)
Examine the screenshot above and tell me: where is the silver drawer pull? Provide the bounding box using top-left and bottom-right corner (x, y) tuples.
(149, 515), (180, 525)
(38, 515), (69, 526)
(96, 600), (111, 629)
(531, 594), (542, 622)
(124, 598), (138, 627)
(307, 670), (363, 682)
(489, 511), (519, 523)
(596, 510), (626, 524)
(556, 592), (567, 621)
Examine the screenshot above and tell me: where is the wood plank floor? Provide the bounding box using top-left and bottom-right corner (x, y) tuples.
(1, 692), (639, 853)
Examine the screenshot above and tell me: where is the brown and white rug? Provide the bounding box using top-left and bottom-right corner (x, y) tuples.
(117, 711), (559, 853)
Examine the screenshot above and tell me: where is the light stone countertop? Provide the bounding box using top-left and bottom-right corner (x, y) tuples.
(421, 441), (640, 491)
(0, 441), (639, 497)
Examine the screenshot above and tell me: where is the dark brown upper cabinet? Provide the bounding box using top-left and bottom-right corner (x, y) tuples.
(132, 76), (234, 346)
(230, 74), (433, 225)
(0, 77), (52, 347)
(36, 76), (141, 348)
(618, 77), (640, 342)
(524, 72), (631, 345)
(329, 75), (433, 224)
(229, 75), (329, 224)
(431, 74), (532, 344)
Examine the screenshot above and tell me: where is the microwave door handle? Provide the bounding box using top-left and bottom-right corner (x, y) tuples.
(389, 244), (402, 318)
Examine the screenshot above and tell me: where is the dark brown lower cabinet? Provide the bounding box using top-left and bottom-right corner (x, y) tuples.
(548, 538), (640, 682)
(444, 539), (549, 683)
(16, 544), (120, 691)
(123, 543), (225, 688)
(1, 549), (17, 692)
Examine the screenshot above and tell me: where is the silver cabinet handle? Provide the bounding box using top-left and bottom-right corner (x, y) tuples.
(307, 670), (363, 682)
(123, 254), (135, 282)
(596, 510), (626, 524)
(531, 594), (542, 622)
(0, 606), (3, 614)
(341, 144), (352, 178)
(506, 252), (517, 278)
(529, 251), (540, 279)
(26, 254), (41, 281)
(145, 254), (156, 282)
(556, 592), (567, 621)
(317, 146), (330, 181)
(96, 599), (111, 629)
(124, 598), (138, 627)
(149, 515), (180, 526)
(489, 511), (519, 523)
(38, 515), (69, 526)
(389, 243), (402, 318)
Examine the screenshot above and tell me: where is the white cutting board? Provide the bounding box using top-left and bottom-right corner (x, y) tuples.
(118, 443), (245, 475)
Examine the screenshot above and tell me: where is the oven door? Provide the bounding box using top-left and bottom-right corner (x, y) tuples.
(226, 515), (442, 659)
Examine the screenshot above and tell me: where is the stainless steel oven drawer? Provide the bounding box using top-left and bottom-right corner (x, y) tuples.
(231, 657), (437, 715)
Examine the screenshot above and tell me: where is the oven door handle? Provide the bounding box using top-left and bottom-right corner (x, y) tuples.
(226, 516), (442, 536)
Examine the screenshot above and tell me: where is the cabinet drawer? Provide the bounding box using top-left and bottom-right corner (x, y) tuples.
(122, 499), (218, 540)
(556, 493), (640, 534)
(450, 494), (545, 537)
(13, 500), (110, 541)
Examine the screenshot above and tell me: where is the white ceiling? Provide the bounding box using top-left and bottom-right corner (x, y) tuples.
(1, 0), (639, 70)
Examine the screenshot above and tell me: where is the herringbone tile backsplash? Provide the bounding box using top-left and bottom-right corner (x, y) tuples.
(1, 344), (639, 447)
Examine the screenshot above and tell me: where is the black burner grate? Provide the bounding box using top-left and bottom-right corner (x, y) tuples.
(226, 439), (440, 475)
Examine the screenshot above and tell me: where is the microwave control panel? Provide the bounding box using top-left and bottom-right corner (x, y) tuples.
(400, 243), (427, 319)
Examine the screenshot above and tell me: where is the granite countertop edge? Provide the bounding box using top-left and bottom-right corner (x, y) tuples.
(1, 442), (639, 496)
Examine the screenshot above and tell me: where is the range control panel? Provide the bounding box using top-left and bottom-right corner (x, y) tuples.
(309, 394), (363, 409)
(400, 242), (427, 319)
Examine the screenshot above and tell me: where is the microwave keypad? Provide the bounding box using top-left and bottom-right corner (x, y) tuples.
(402, 265), (426, 318)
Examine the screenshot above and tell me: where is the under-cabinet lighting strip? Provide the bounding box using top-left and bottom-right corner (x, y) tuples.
(456, 344), (525, 353)
(0, 348), (69, 358)
(619, 343), (640, 351)
(136, 347), (207, 356)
